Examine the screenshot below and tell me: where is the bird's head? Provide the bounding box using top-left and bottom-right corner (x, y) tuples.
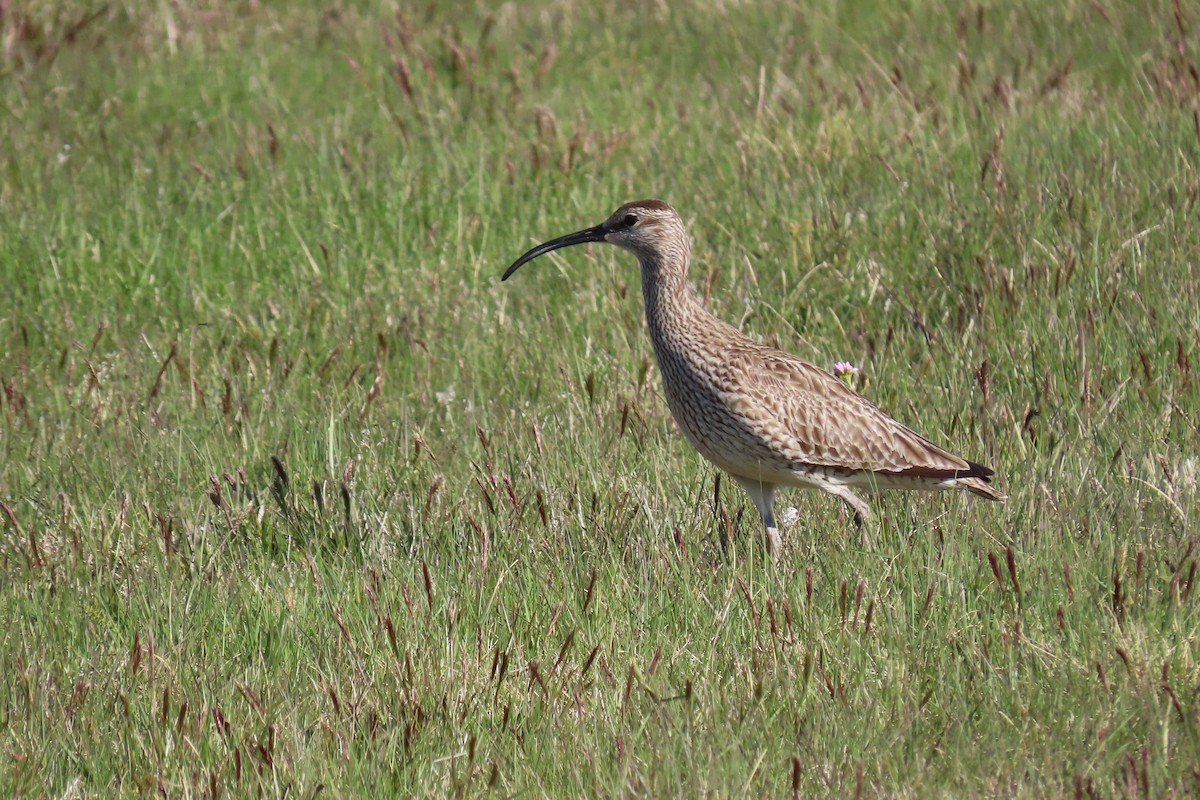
(501, 199), (685, 280)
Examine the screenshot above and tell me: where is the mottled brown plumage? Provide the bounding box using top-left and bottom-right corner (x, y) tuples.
(502, 200), (1004, 556)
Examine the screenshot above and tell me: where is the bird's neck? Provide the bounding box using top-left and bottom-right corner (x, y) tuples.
(640, 254), (701, 348)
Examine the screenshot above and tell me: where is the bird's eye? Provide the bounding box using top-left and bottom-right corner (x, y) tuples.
(623, 214), (639, 228)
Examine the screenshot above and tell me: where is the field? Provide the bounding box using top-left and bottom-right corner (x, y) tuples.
(2, 1), (1199, 796)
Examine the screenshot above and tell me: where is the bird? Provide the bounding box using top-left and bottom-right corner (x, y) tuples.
(501, 199), (1005, 557)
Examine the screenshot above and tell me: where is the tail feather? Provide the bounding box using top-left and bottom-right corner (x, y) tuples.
(958, 475), (1007, 502)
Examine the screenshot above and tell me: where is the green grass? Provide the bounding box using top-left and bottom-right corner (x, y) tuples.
(2, 0), (1198, 796)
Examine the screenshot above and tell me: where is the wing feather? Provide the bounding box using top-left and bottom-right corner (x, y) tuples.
(723, 345), (986, 478)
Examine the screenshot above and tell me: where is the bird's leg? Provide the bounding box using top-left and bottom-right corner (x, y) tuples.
(733, 478), (781, 559)
(758, 505), (782, 560)
(825, 485), (870, 529)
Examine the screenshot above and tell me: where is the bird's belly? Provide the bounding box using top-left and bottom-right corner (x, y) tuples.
(657, 360), (796, 481)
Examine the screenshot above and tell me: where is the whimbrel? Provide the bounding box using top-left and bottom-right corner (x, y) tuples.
(502, 200), (1004, 556)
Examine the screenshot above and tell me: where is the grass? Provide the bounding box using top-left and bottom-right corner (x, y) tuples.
(1, 0), (1198, 796)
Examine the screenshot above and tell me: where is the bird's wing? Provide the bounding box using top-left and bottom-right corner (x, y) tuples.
(724, 345), (988, 478)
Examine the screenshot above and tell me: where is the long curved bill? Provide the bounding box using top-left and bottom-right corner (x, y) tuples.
(501, 223), (607, 281)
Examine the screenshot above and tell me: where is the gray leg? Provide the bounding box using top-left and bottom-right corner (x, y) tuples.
(733, 477), (782, 559)
(824, 485), (870, 529)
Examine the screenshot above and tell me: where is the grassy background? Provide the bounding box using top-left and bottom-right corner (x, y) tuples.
(1, 0), (1198, 796)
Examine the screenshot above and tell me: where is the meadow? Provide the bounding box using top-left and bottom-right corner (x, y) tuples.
(1, 1), (1198, 796)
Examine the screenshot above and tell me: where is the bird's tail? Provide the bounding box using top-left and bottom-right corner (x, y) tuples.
(958, 476), (1007, 502)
